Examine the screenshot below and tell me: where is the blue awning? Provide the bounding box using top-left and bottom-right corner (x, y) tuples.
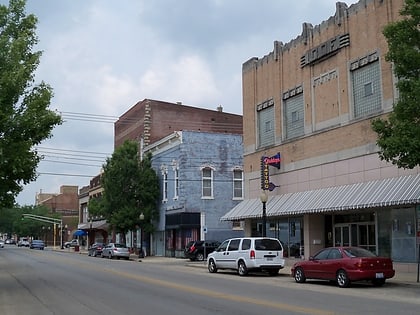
(73, 229), (87, 236)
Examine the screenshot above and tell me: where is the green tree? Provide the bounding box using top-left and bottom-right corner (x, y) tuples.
(0, 0), (62, 208)
(372, 0), (420, 169)
(0, 204), (53, 238)
(95, 140), (159, 240)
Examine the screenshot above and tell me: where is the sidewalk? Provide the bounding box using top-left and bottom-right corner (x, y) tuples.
(66, 248), (420, 286)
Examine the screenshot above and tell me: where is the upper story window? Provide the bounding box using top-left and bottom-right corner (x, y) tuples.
(350, 52), (382, 119)
(233, 168), (243, 199)
(201, 167), (214, 199)
(257, 99), (275, 148)
(173, 168), (179, 200)
(283, 85), (304, 140)
(161, 165), (168, 202)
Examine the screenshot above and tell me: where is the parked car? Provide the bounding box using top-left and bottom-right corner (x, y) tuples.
(207, 237), (285, 276)
(0, 240), (4, 248)
(30, 240), (45, 250)
(18, 238), (30, 247)
(184, 240), (220, 261)
(101, 243), (130, 260)
(64, 239), (79, 248)
(88, 243), (104, 257)
(5, 239), (16, 245)
(291, 246), (395, 288)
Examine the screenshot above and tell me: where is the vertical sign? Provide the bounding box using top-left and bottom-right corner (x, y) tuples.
(260, 156), (269, 190)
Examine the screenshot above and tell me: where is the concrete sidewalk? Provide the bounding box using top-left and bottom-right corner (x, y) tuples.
(66, 248), (420, 286)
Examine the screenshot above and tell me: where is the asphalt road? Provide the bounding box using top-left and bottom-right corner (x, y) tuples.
(1, 246), (419, 315)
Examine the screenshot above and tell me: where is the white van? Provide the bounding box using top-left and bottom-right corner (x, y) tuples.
(207, 237), (285, 276)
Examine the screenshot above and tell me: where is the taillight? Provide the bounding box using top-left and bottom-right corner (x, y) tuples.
(250, 249), (256, 259)
(190, 245), (196, 253)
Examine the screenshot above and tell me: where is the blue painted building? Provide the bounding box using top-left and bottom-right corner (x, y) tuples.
(144, 130), (244, 257)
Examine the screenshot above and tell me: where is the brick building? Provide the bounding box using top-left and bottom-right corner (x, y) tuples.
(222, 0), (420, 268)
(114, 99), (243, 148)
(36, 185), (79, 245)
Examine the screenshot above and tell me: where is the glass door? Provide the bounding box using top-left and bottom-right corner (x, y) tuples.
(334, 225), (350, 247)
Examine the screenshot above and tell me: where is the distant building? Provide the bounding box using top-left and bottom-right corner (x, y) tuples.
(36, 185), (79, 245)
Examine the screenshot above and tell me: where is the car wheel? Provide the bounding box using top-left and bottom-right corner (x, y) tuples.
(336, 270), (350, 288)
(196, 253), (205, 261)
(372, 279), (385, 287)
(238, 260), (248, 276)
(294, 267), (306, 283)
(208, 259), (217, 273)
(93, 250), (97, 257)
(108, 253), (113, 259)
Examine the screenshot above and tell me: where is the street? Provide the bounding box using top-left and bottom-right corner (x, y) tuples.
(1, 246), (419, 315)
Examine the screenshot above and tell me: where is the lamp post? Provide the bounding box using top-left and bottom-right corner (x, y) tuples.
(139, 212), (144, 258)
(60, 223), (67, 249)
(260, 191), (268, 237)
(89, 218), (93, 247)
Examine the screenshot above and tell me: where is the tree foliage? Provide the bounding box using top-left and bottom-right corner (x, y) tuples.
(371, 0), (420, 169)
(0, 0), (62, 208)
(0, 204), (54, 238)
(92, 140), (160, 238)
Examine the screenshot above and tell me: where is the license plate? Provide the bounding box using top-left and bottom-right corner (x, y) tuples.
(375, 273), (384, 278)
(266, 257), (273, 261)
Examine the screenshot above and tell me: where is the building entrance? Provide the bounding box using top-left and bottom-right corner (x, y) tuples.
(333, 213), (376, 252)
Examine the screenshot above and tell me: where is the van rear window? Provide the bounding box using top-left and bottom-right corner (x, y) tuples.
(255, 239), (282, 251)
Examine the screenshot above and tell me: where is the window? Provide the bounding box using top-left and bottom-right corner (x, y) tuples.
(364, 82), (373, 96)
(284, 93), (304, 140)
(351, 59), (381, 118)
(228, 239), (240, 251)
(202, 167), (213, 198)
(161, 166), (168, 202)
(233, 169), (243, 199)
(257, 99), (275, 148)
(174, 168), (179, 199)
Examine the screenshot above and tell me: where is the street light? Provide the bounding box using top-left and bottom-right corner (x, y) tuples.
(60, 224), (68, 249)
(139, 212), (144, 258)
(89, 218), (93, 247)
(260, 191), (268, 237)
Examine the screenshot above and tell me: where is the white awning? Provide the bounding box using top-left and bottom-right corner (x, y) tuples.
(221, 174), (420, 221)
(77, 219), (108, 230)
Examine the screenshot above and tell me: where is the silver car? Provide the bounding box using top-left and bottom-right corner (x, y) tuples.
(101, 243), (130, 260)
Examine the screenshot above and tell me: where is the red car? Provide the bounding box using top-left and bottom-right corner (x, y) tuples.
(291, 247), (395, 288)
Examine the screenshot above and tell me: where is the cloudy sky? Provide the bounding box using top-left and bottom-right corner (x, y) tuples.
(8, 0), (355, 205)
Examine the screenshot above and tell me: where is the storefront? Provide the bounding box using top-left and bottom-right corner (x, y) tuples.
(222, 174), (420, 264)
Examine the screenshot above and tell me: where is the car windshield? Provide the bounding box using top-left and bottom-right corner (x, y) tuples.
(344, 247), (376, 258)
(115, 244), (126, 248)
(255, 239), (282, 250)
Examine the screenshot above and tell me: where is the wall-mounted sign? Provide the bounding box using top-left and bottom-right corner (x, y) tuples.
(263, 153), (281, 169)
(260, 157), (270, 190)
(300, 33), (350, 67)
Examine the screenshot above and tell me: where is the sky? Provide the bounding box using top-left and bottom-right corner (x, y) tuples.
(4, 0), (356, 205)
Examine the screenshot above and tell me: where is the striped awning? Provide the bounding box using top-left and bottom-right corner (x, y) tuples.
(221, 174), (420, 221)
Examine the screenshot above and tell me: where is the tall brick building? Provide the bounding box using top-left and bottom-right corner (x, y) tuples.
(223, 0), (419, 268)
(114, 99), (243, 148)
